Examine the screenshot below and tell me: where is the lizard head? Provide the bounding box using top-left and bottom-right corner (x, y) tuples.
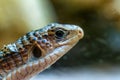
(30, 23), (84, 60)
(24, 23), (84, 79)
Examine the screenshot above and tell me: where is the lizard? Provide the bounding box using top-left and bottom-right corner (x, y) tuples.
(0, 23), (84, 80)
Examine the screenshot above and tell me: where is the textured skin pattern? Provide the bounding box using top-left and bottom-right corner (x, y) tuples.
(0, 23), (84, 80)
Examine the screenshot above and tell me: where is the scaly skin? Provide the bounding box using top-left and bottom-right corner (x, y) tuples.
(0, 23), (84, 80)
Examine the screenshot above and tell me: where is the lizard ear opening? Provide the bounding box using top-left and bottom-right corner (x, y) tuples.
(32, 46), (42, 58)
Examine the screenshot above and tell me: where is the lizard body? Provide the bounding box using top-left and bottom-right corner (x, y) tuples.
(0, 23), (84, 80)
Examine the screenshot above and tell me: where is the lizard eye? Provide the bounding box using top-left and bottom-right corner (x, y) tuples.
(55, 29), (66, 39)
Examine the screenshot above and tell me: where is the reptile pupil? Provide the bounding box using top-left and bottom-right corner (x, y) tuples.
(33, 46), (42, 58)
(55, 30), (65, 38)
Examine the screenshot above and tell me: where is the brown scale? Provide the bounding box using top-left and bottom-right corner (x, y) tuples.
(22, 39), (34, 60)
(18, 45), (33, 63)
(22, 39), (30, 46)
(48, 29), (56, 40)
(1, 59), (10, 73)
(0, 53), (15, 73)
(48, 29), (55, 36)
(6, 57), (16, 69)
(21, 51), (30, 62)
(4, 53), (17, 70)
(0, 57), (7, 76)
(15, 36), (34, 64)
(16, 39), (31, 63)
(0, 52), (21, 73)
(47, 29), (56, 46)
(12, 52), (23, 66)
(42, 34), (48, 38)
(0, 68), (5, 77)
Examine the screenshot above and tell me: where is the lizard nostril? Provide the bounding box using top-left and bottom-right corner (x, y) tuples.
(79, 30), (83, 35)
(78, 30), (84, 39)
(79, 31), (82, 34)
